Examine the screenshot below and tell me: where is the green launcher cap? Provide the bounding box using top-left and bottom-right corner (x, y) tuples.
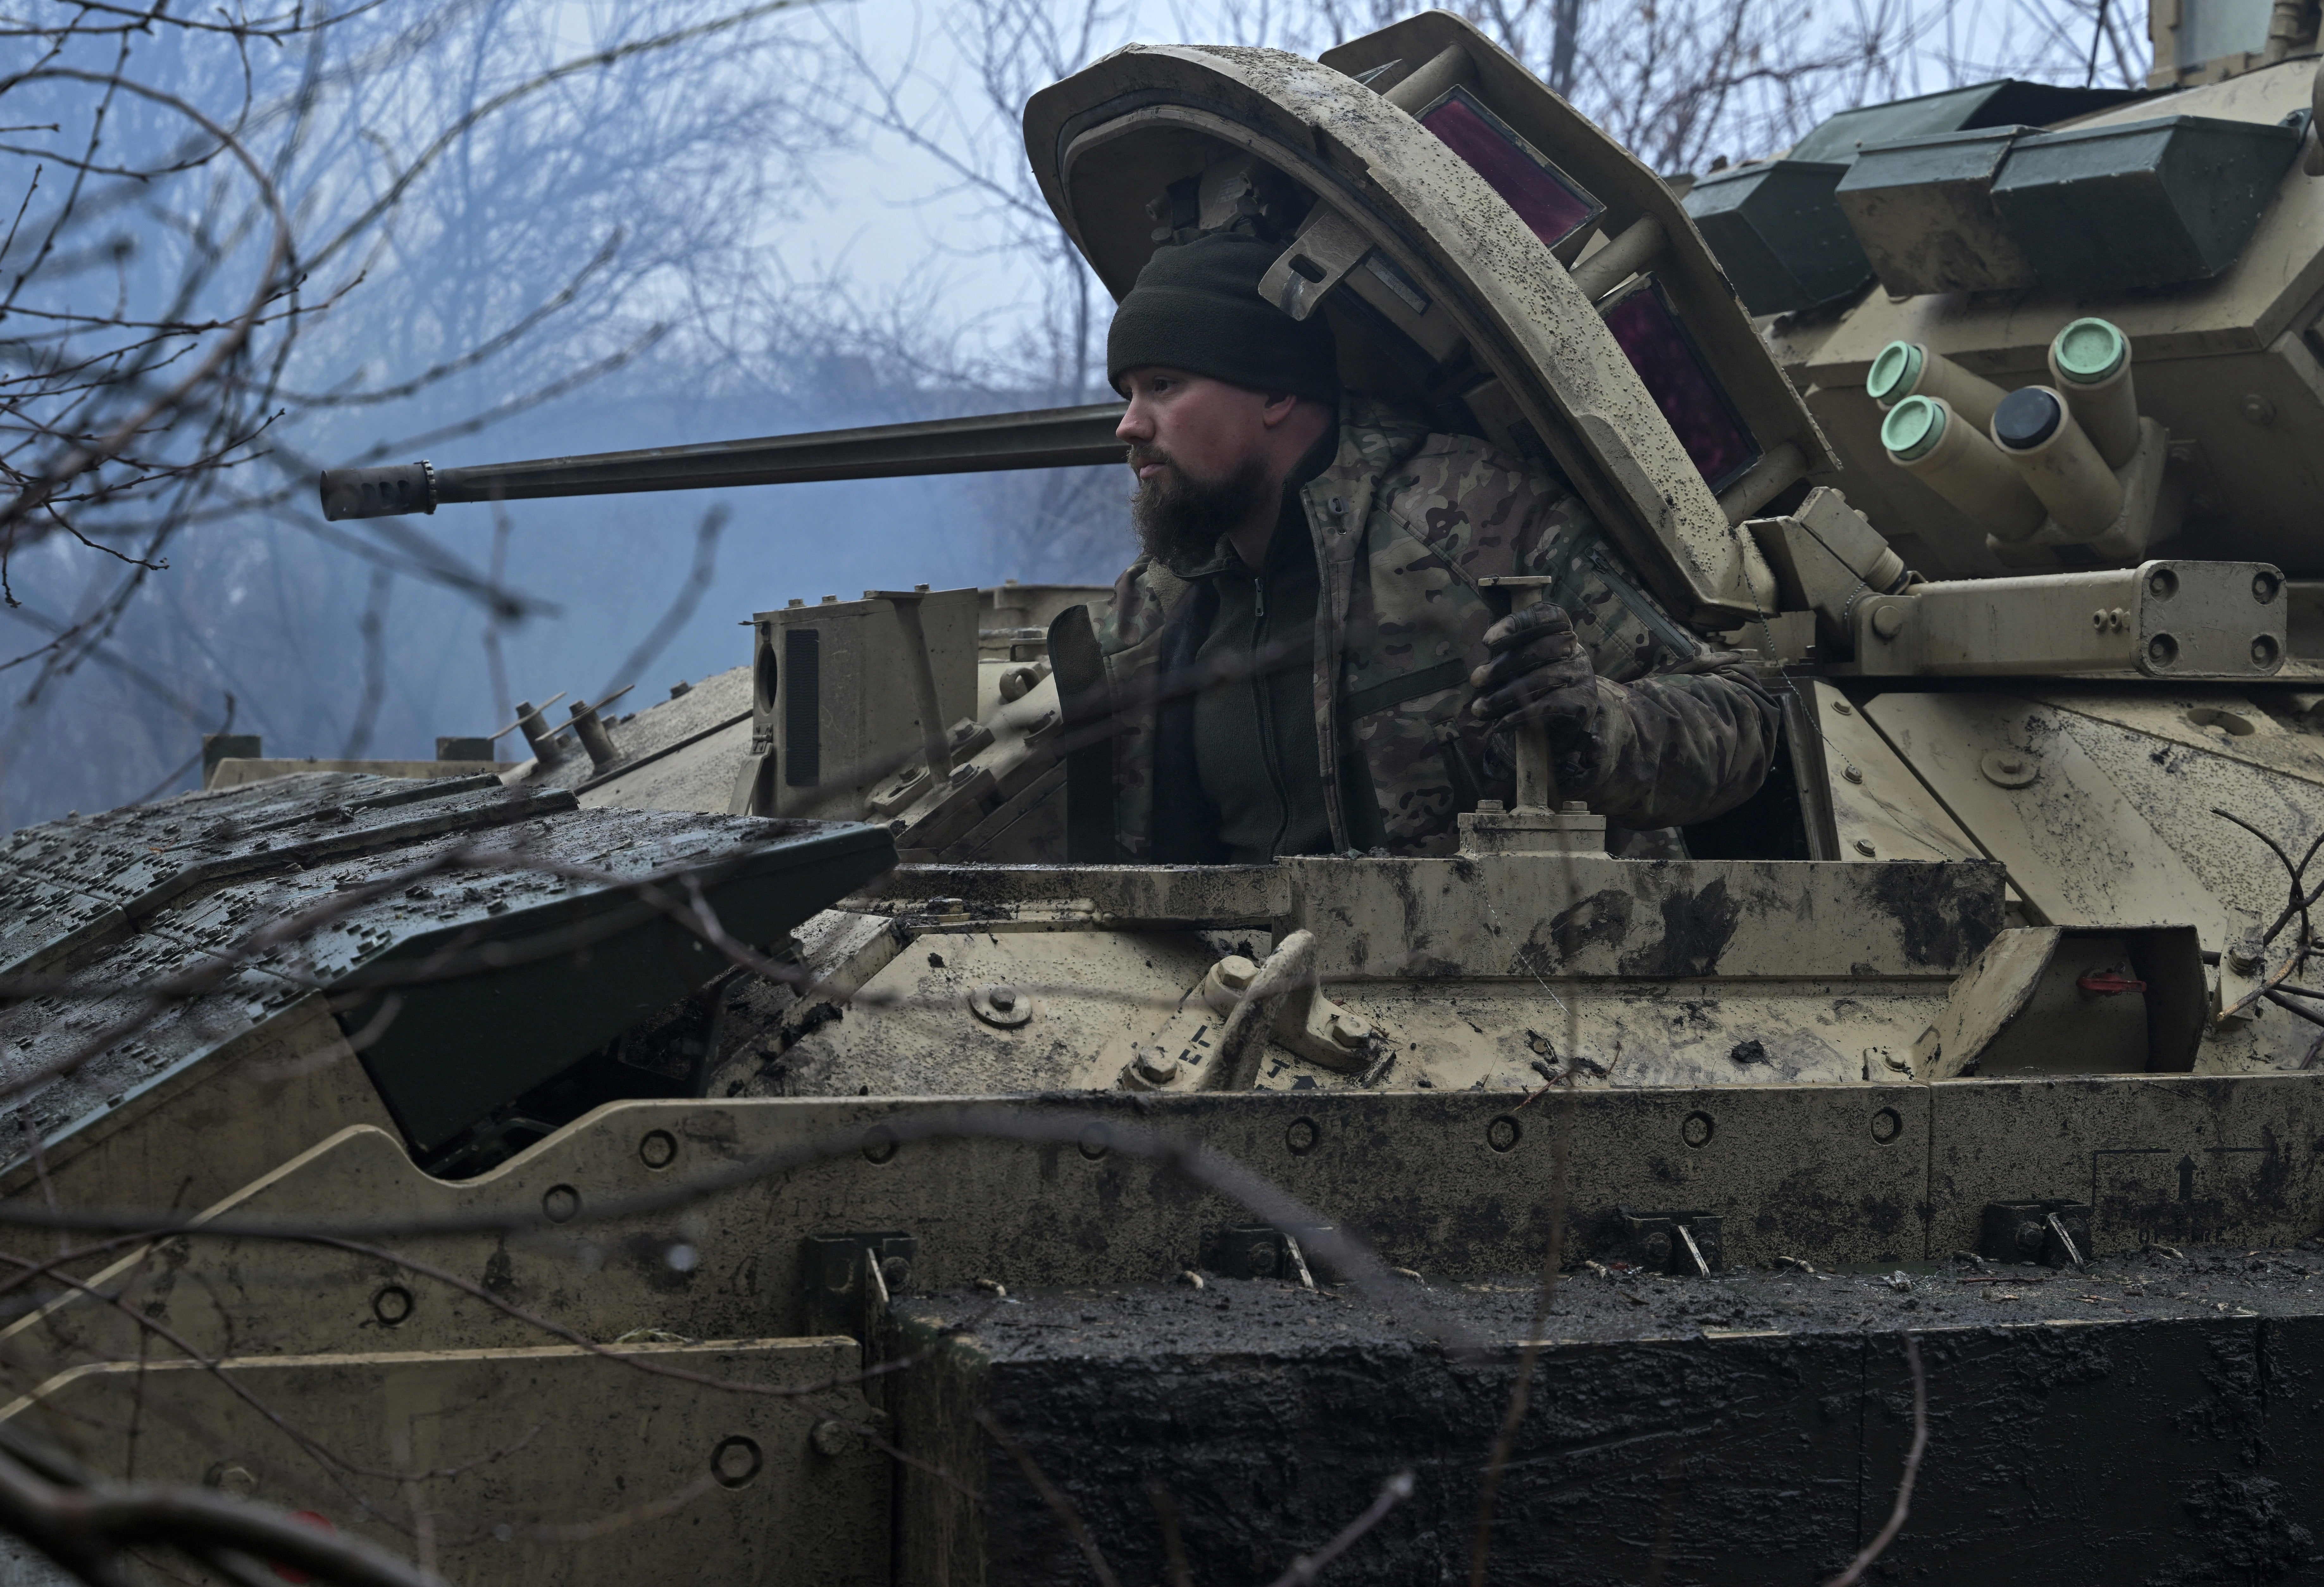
(1866, 341), (1925, 407)
(2052, 318), (2128, 384)
(1881, 394), (1948, 461)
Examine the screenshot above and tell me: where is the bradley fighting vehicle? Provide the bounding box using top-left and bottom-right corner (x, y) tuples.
(10, 7), (2324, 1584)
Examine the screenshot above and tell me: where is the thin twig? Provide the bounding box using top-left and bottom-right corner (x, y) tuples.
(1825, 1334), (1927, 1587)
(1146, 1476), (1193, 1587)
(1266, 1469), (1416, 1587)
(973, 1409), (1120, 1587)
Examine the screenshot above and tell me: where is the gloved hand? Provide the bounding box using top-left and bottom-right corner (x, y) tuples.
(1470, 600), (1602, 763)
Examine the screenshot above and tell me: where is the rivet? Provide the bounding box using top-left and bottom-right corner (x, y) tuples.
(861, 1125), (899, 1165)
(1078, 1123), (1111, 1160)
(1843, 765), (1864, 784)
(1285, 1117), (1320, 1155)
(1486, 1115), (1521, 1153)
(639, 1129), (678, 1170)
(540, 1184), (581, 1224)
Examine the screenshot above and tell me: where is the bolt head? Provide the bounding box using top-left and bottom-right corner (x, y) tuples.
(1328, 1011), (1373, 1046)
(1854, 838), (1876, 857)
(1134, 1051), (1182, 1084)
(1214, 955), (1259, 991)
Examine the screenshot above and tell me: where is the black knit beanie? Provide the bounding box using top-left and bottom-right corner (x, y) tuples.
(1106, 231), (1340, 402)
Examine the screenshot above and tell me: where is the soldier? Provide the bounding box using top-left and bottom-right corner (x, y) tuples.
(1086, 229), (1780, 862)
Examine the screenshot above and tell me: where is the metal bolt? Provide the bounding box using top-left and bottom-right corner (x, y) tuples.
(1285, 1117), (1320, 1155)
(1854, 839), (1876, 857)
(1487, 1115), (1521, 1153)
(2227, 935), (2265, 976)
(811, 1420), (852, 1458)
(861, 1125), (899, 1165)
(1214, 956), (1258, 992)
(711, 1435), (763, 1488)
(1870, 604), (1905, 640)
(639, 1129), (678, 1170)
(1560, 800), (1588, 814)
(1327, 1010), (1373, 1047)
(541, 1184), (580, 1224)
(1133, 1049), (1181, 1085)
(1642, 1230), (1672, 1264)
(1681, 1110), (1715, 1148)
(1842, 765), (1864, 784)
(2240, 393), (2277, 427)
(1475, 798), (1506, 813)
(879, 1254), (912, 1292)
(1831, 700), (1854, 715)
(971, 983), (1035, 1028)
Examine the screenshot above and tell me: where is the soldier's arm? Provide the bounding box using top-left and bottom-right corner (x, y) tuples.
(1573, 659), (1780, 828)
(1515, 496), (1782, 829)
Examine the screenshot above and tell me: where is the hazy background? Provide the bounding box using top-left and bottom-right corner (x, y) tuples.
(0, 0), (2147, 830)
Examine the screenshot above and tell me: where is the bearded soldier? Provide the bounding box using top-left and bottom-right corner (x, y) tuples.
(1076, 229), (1780, 864)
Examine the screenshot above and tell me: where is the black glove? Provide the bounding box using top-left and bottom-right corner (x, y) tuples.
(1470, 601), (1602, 755)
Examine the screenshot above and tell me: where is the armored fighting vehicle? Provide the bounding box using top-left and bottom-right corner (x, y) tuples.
(8, 7), (2324, 1584)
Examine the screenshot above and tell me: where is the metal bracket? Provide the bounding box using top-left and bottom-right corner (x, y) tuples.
(1979, 1200), (2091, 1267)
(802, 1231), (918, 1350)
(1616, 1208), (1724, 1275)
(1258, 206), (1374, 321)
(1202, 1224), (1329, 1286)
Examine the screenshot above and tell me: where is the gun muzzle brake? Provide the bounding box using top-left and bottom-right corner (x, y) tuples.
(320, 462), (436, 520)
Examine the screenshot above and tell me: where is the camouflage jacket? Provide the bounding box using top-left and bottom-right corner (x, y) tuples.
(1091, 396), (1779, 859)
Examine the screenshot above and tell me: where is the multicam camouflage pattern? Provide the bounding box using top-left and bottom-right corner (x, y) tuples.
(1094, 396), (1780, 858)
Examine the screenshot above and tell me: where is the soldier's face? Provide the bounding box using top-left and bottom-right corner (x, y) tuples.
(1116, 368), (1276, 490)
(1118, 369), (1281, 565)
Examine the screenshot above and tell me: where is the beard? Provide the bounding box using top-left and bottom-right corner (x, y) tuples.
(1129, 446), (1275, 569)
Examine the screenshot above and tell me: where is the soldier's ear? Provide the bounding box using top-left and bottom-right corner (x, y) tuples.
(1258, 390), (1301, 426)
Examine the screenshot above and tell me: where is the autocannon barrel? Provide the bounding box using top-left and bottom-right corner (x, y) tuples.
(317, 401), (1130, 520)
